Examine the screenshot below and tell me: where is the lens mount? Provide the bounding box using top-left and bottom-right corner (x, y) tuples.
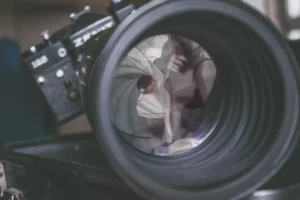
(90, 0), (300, 199)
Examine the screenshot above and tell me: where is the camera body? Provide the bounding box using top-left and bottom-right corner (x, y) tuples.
(21, 7), (116, 123)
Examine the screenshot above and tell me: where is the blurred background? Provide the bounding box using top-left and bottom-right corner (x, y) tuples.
(1, 0), (300, 51)
(0, 0), (299, 140)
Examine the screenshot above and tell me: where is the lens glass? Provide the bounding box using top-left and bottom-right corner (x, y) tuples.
(110, 34), (220, 156)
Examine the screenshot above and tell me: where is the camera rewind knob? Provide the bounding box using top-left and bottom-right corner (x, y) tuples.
(70, 5), (91, 21)
(41, 30), (52, 45)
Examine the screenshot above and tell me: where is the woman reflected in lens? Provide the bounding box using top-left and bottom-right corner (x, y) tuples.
(111, 35), (217, 155)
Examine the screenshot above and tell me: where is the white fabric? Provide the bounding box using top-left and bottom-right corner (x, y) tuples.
(167, 138), (202, 155)
(136, 63), (173, 143)
(111, 35), (217, 154)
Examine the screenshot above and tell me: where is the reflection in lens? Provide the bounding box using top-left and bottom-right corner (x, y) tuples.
(110, 34), (218, 156)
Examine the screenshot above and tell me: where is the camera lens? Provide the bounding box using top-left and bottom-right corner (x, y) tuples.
(88, 0), (300, 199)
(111, 34), (220, 156)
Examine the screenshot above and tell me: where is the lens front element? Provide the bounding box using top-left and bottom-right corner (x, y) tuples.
(111, 34), (218, 156)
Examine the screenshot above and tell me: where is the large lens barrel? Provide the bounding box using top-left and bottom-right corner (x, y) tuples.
(78, 0), (300, 199)
(243, 40), (300, 200)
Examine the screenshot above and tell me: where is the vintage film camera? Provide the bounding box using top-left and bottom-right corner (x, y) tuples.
(21, 1), (131, 123)
(2, 0), (300, 200)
